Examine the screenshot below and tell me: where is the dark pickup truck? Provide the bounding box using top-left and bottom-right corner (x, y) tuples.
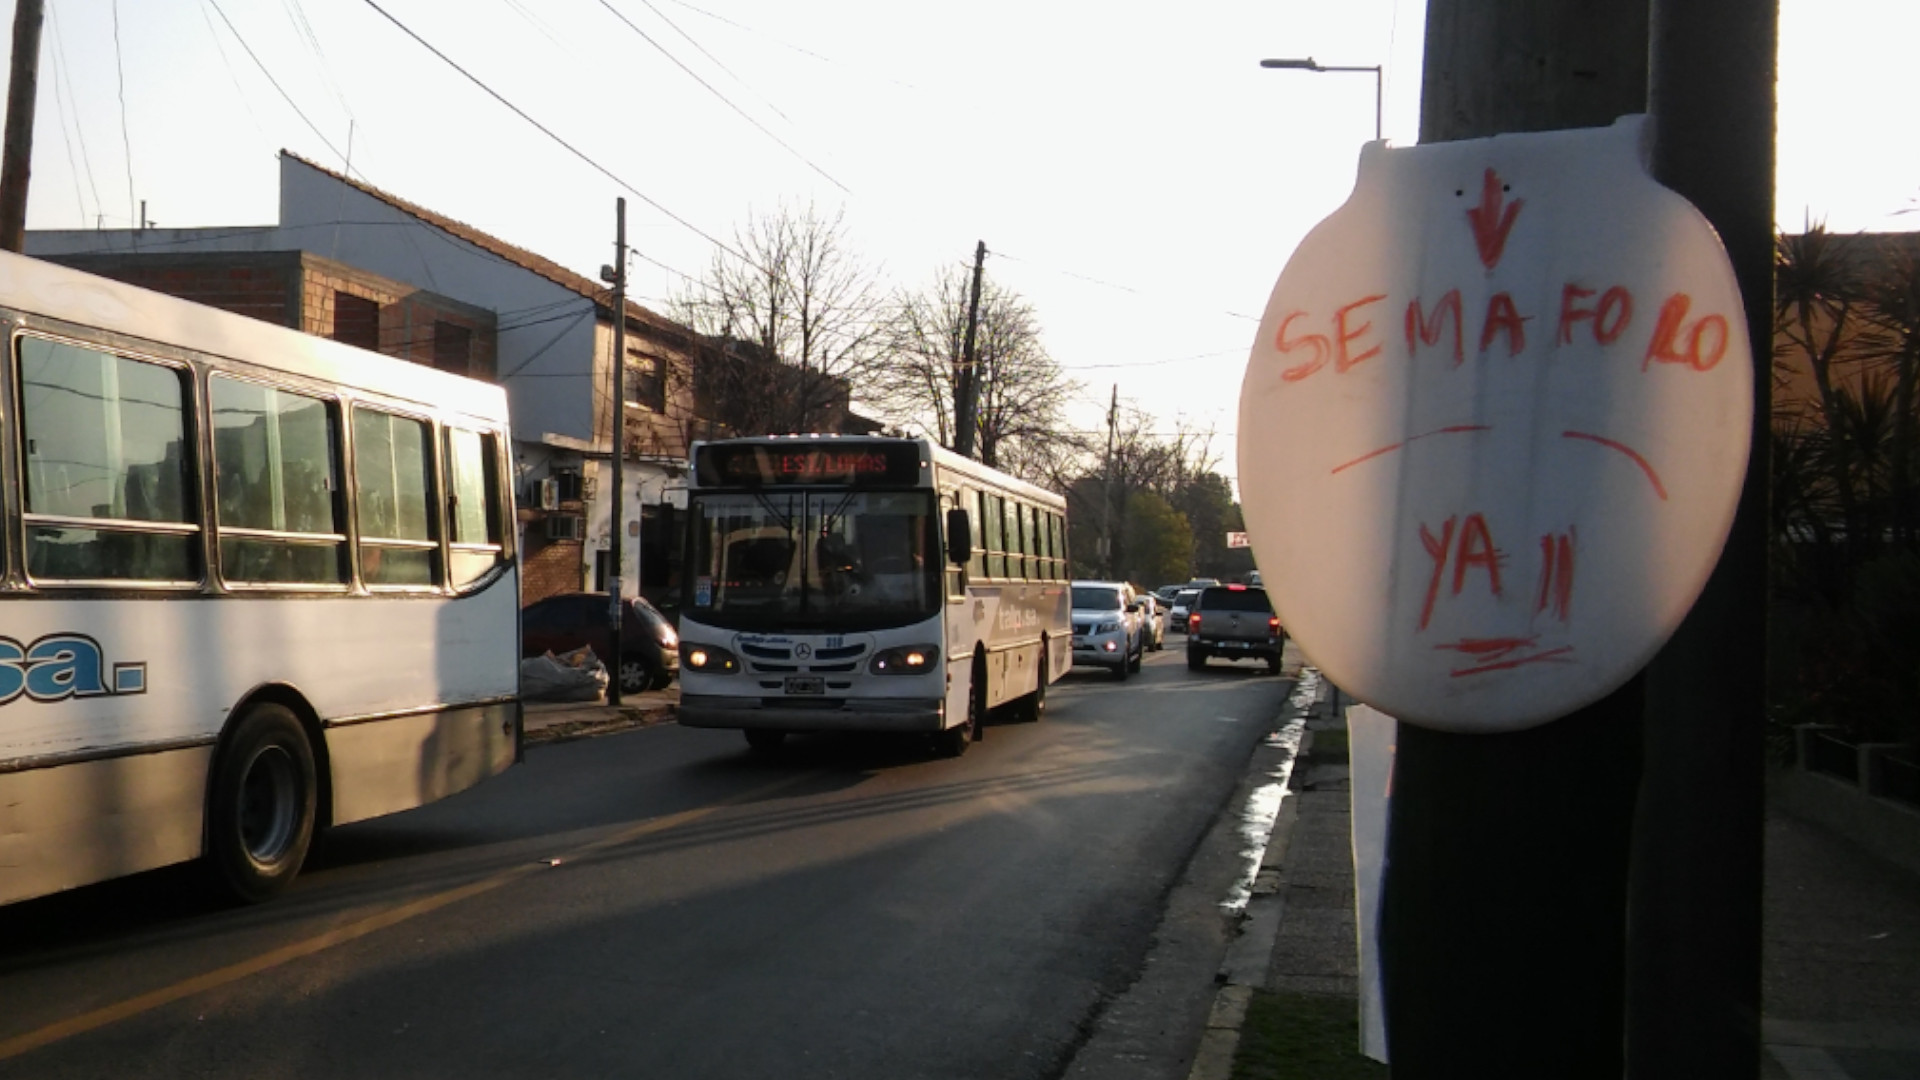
(1186, 584), (1284, 674)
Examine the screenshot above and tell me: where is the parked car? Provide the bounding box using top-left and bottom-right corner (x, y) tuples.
(1154, 584), (1184, 604)
(1168, 588), (1201, 633)
(1070, 580), (1145, 680)
(522, 592), (680, 694)
(1139, 593), (1167, 651)
(1186, 584), (1284, 674)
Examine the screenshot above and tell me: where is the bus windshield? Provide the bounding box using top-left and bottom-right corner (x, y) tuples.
(687, 489), (942, 630)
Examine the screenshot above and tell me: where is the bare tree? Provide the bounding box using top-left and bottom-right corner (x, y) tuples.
(872, 264), (1080, 477)
(672, 204), (885, 434)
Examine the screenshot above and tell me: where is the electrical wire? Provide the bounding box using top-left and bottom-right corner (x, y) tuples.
(47, 8), (101, 225)
(358, 0), (748, 268)
(204, 0), (348, 165)
(196, 0), (271, 144)
(47, 6), (102, 226)
(43, 24), (87, 224)
(1064, 348), (1247, 372)
(110, 0), (136, 227)
(634, 0), (790, 124)
(595, 0), (849, 194)
(993, 250), (1262, 323)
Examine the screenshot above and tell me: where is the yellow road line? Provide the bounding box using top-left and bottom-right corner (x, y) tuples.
(0, 773), (813, 1062)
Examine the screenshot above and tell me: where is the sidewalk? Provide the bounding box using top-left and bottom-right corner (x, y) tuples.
(521, 685), (678, 745)
(1198, 681), (1920, 1079)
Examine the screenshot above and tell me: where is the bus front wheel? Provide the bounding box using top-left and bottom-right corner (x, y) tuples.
(205, 703), (317, 904)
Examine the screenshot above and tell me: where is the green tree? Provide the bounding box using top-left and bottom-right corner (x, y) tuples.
(1120, 491), (1192, 587)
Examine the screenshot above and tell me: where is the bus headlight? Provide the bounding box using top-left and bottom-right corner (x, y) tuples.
(870, 645), (940, 675)
(680, 643), (739, 674)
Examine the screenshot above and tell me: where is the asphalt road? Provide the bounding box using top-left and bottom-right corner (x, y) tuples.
(0, 646), (1291, 1080)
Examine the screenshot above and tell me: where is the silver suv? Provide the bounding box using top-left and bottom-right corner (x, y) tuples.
(1070, 580), (1145, 680)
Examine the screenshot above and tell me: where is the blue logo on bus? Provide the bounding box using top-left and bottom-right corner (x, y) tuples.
(0, 634), (146, 704)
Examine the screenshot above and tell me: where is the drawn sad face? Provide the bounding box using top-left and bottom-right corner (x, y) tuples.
(1237, 117), (1751, 732)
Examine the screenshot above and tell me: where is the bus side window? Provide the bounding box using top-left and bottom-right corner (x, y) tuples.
(19, 336), (199, 584)
(1050, 512), (1066, 580)
(1003, 497), (1023, 579)
(963, 490), (984, 581)
(1035, 506), (1052, 579)
(982, 492), (1005, 579)
(353, 407), (440, 588)
(210, 376), (346, 587)
(445, 426), (504, 589)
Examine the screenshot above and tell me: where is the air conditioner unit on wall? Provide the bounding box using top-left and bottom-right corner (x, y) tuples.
(525, 478), (559, 511)
(545, 514), (582, 541)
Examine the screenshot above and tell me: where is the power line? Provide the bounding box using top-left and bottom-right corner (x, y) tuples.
(634, 0), (790, 124)
(993, 250), (1263, 323)
(359, 0), (748, 267)
(595, 0), (849, 194)
(46, 7), (101, 224)
(110, 0), (136, 228)
(1064, 348), (1247, 371)
(204, 0), (348, 165)
(196, 0), (271, 144)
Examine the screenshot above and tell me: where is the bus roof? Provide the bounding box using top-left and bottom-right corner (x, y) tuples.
(0, 250), (508, 425)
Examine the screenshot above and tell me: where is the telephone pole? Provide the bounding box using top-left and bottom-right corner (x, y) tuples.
(1378, 3), (1651, 1076)
(0, 0), (45, 252)
(605, 198), (628, 706)
(1104, 384), (1117, 578)
(953, 240), (987, 459)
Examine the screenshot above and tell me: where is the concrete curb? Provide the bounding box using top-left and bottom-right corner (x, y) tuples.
(522, 701), (676, 746)
(1184, 685), (1325, 1080)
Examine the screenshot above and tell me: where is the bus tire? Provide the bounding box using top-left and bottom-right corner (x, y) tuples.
(205, 703), (317, 904)
(938, 658), (986, 757)
(1020, 655), (1048, 723)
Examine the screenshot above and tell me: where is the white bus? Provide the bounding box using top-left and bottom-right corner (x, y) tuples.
(0, 252), (519, 907)
(676, 436), (1071, 756)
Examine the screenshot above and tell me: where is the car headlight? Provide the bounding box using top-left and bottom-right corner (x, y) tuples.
(680, 643), (739, 674)
(1095, 620), (1121, 634)
(870, 644), (940, 675)
(658, 625), (679, 648)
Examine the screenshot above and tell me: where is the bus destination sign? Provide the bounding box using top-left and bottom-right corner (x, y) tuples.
(695, 442), (923, 487)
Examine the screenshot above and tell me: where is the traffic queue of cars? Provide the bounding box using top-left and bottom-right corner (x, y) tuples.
(517, 576), (1280, 698)
(1070, 578), (1283, 678)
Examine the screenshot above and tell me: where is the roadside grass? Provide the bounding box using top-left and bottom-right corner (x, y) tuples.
(1231, 990), (1387, 1080)
(1306, 725), (1349, 763)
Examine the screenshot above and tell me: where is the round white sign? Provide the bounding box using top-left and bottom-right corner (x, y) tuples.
(1238, 116), (1751, 732)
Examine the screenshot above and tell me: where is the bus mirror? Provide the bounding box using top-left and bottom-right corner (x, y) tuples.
(945, 508), (972, 567)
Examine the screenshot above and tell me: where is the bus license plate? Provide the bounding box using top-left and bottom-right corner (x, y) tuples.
(785, 676), (825, 695)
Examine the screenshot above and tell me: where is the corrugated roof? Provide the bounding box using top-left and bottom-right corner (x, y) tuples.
(279, 150), (686, 337)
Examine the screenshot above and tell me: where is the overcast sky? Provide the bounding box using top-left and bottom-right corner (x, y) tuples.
(10, 0), (1916, 493)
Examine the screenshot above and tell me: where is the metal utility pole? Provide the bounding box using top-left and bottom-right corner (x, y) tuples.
(606, 198), (628, 706)
(1627, 2), (1773, 1075)
(1104, 384), (1117, 578)
(0, 0), (46, 253)
(953, 240), (987, 459)
(1378, 3), (1650, 1076)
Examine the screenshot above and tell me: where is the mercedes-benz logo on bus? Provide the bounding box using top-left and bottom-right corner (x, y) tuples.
(794, 643), (813, 659)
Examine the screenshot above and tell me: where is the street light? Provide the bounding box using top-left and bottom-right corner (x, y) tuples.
(1259, 57), (1383, 142)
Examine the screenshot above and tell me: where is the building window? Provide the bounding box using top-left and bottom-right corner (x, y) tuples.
(333, 292), (379, 351)
(626, 347), (666, 413)
(433, 321), (472, 375)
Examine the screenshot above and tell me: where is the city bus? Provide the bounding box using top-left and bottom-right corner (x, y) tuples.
(676, 435), (1070, 756)
(0, 252), (519, 907)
